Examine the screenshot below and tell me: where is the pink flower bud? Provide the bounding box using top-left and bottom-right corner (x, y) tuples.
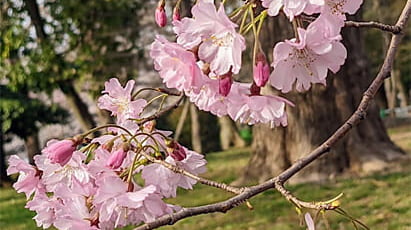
(106, 148), (127, 169)
(166, 140), (186, 161)
(253, 52), (270, 87)
(218, 72), (233, 97)
(155, 1), (167, 27)
(172, 7), (181, 21)
(250, 82), (261, 96)
(43, 139), (77, 166)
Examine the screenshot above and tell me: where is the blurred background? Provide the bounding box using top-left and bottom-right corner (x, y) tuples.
(0, 0), (410, 229)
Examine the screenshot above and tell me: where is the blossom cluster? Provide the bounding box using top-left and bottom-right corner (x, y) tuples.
(8, 79), (207, 229)
(152, 0), (362, 126)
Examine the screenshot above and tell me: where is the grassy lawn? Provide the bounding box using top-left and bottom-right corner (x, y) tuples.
(1, 125), (410, 230)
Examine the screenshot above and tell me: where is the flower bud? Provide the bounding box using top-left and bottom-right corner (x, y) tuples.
(166, 140), (186, 161)
(43, 139), (79, 166)
(218, 72), (233, 97)
(155, 1), (167, 27)
(253, 52), (270, 87)
(106, 143), (129, 169)
(172, 7), (181, 21)
(250, 82), (261, 96)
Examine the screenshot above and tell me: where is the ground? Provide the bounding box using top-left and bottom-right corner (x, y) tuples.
(0, 124), (410, 230)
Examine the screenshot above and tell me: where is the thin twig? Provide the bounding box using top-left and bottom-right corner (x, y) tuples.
(135, 1), (411, 229)
(344, 20), (402, 34)
(300, 15), (403, 34)
(137, 95), (185, 125)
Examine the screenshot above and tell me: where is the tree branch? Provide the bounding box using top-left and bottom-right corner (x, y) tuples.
(24, 0), (47, 41)
(137, 95), (185, 125)
(135, 1), (411, 229)
(344, 20), (402, 34)
(301, 15), (403, 34)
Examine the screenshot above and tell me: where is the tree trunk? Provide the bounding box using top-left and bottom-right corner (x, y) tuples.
(174, 100), (190, 142)
(218, 116), (245, 150)
(394, 70), (408, 108)
(24, 0), (97, 133)
(190, 103), (202, 153)
(0, 128), (11, 187)
(25, 133), (40, 165)
(59, 81), (97, 133)
(240, 13), (406, 184)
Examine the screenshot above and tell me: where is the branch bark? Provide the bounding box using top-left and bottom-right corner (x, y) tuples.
(135, 1), (411, 229)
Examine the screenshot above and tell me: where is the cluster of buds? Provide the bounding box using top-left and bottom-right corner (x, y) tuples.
(155, 0), (181, 27)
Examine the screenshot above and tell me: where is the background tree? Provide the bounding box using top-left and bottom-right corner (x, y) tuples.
(1, 0), (146, 133)
(241, 7), (406, 183)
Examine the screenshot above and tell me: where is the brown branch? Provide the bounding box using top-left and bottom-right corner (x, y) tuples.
(140, 152), (244, 194)
(300, 15), (403, 34)
(135, 1), (411, 229)
(344, 20), (402, 34)
(24, 0), (47, 41)
(137, 95), (185, 125)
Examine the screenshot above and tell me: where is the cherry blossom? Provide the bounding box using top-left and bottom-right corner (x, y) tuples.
(173, 0), (245, 75)
(270, 27), (347, 93)
(150, 35), (206, 93)
(142, 149), (207, 198)
(7, 155), (44, 198)
(97, 78), (147, 123)
(262, 0), (325, 20)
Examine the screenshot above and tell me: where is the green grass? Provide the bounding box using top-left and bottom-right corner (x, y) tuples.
(2, 125), (411, 230)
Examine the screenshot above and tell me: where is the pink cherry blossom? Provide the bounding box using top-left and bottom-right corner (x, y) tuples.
(262, 0), (324, 20)
(323, 0), (363, 18)
(173, 0), (245, 75)
(97, 78), (147, 123)
(25, 192), (62, 228)
(270, 27), (347, 93)
(150, 36), (206, 93)
(141, 149), (206, 198)
(226, 83), (292, 127)
(53, 182), (98, 230)
(186, 78), (228, 117)
(35, 151), (91, 192)
(42, 139), (77, 166)
(94, 175), (171, 227)
(7, 155), (44, 199)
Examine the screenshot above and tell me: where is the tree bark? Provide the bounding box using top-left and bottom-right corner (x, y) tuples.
(218, 116), (245, 150)
(190, 103), (202, 153)
(240, 14), (406, 184)
(25, 133), (40, 165)
(59, 81), (97, 132)
(0, 127), (11, 187)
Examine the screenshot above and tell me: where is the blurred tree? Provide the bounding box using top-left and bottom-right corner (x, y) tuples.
(1, 0), (146, 133)
(0, 85), (68, 163)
